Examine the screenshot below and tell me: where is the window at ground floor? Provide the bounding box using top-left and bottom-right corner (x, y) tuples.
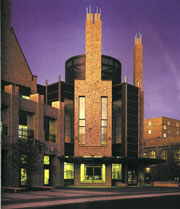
(112, 164), (122, 180)
(64, 163), (74, 179)
(128, 169), (137, 185)
(80, 164), (106, 183)
(21, 168), (27, 186)
(44, 169), (50, 185)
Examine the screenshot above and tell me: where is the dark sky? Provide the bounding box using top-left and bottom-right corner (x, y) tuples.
(11, 0), (180, 119)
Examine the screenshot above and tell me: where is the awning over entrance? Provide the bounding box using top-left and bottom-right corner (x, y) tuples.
(59, 156), (165, 166)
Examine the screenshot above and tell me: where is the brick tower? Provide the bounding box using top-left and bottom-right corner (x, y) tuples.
(134, 33), (144, 158)
(74, 7), (112, 186)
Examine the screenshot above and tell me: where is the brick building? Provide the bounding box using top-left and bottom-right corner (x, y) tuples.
(143, 117), (180, 181)
(144, 117), (180, 139)
(2, 1), (159, 188)
(144, 117), (180, 160)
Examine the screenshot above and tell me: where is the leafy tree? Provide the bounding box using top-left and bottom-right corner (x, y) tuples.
(150, 145), (180, 182)
(11, 138), (46, 189)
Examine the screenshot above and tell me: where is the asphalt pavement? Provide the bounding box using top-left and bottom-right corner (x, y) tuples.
(2, 186), (180, 209)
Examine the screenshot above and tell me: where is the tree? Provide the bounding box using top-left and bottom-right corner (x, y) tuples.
(11, 138), (46, 189)
(150, 145), (180, 182)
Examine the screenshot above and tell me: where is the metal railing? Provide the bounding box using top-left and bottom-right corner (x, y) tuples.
(18, 128), (34, 139)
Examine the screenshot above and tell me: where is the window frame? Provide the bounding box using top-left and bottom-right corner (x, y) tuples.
(101, 97), (108, 145)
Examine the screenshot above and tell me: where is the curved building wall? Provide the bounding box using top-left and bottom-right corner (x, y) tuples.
(65, 55), (121, 84)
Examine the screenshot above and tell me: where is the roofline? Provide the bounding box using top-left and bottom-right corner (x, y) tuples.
(10, 27), (36, 80)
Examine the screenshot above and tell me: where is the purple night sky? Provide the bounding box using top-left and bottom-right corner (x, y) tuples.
(11, 0), (180, 119)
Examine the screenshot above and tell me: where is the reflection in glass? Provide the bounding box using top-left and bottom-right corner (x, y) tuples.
(79, 97), (85, 144)
(112, 164), (122, 180)
(101, 97), (108, 144)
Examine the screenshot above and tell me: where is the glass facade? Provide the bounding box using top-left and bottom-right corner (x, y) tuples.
(65, 55), (121, 84)
(79, 97), (85, 144)
(80, 164), (106, 182)
(101, 97), (108, 145)
(65, 99), (74, 143)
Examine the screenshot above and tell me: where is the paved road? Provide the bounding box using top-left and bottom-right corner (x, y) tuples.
(2, 186), (180, 209)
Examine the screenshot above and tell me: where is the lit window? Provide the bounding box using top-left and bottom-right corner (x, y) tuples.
(163, 133), (167, 138)
(176, 123), (179, 127)
(18, 125), (28, 139)
(112, 164), (122, 180)
(21, 168), (27, 186)
(177, 131), (179, 136)
(64, 163), (74, 179)
(22, 95), (30, 100)
(148, 130), (151, 134)
(79, 97), (85, 145)
(150, 150), (156, 159)
(80, 164), (106, 182)
(148, 121), (151, 126)
(20, 154), (27, 164)
(44, 155), (50, 185)
(44, 156), (50, 165)
(144, 153), (147, 158)
(174, 150), (180, 165)
(44, 169), (50, 185)
(101, 97), (108, 145)
(145, 167), (150, 173)
(161, 150), (167, 160)
(167, 121), (170, 125)
(163, 125), (167, 130)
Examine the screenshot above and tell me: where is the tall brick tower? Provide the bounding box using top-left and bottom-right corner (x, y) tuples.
(134, 33), (143, 90)
(134, 33), (144, 158)
(74, 7), (112, 186)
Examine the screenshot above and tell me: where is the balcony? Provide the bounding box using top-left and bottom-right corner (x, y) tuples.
(43, 132), (56, 142)
(18, 126), (34, 139)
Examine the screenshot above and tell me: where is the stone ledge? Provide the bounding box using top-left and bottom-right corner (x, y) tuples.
(2, 187), (26, 192)
(153, 182), (179, 188)
(114, 182), (127, 187)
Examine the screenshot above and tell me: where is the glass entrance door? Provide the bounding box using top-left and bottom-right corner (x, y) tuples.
(128, 168), (137, 185)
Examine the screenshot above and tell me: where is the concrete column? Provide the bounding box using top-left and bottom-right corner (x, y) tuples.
(4, 85), (19, 186)
(30, 94), (44, 141)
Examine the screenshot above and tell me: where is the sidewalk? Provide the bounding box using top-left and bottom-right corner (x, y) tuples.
(2, 186), (180, 209)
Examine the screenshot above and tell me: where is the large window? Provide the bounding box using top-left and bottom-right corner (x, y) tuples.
(80, 164), (106, 183)
(79, 97), (85, 144)
(64, 163), (74, 179)
(112, 164), (122, 180)
(101, 97), (108, 145)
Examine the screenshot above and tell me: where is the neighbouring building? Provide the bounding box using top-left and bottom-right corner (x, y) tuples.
(143, 117), (180, 182)
(2, 0), (161, 188)
(144, 117), (180, 139)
